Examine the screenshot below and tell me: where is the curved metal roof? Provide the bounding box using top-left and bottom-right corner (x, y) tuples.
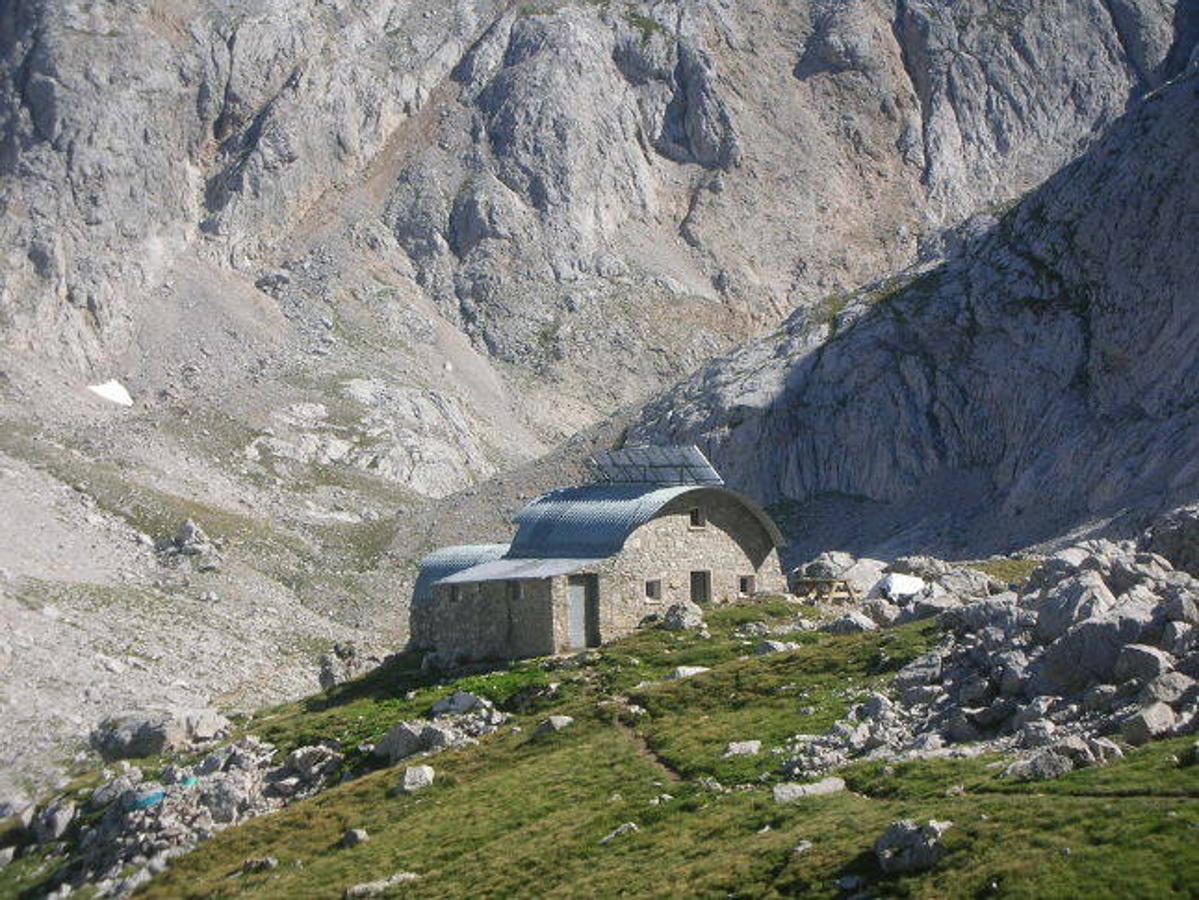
(413, 543), (509, 602)
(506, 483), (784, 559)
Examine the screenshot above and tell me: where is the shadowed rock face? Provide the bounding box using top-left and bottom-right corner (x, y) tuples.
(631, 71), (1199, 560)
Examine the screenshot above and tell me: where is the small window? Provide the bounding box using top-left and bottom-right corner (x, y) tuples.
(645, 579), (662, 600)
(507, 580), (523, 601)
(739, 575), (755, 596)
(450, 585), (461, 603)
(688, 507), (706, 528)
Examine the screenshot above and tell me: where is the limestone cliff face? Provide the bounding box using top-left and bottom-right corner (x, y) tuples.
(2, 0), (1194, 497)
(631, 70), (1199, 559)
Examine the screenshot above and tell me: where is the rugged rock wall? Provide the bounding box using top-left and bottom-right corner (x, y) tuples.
(4, 0), (1193, 485)
(632, 69), (1199, 559)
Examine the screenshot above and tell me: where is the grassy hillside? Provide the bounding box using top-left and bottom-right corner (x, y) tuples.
(3, 601), (1198, 898)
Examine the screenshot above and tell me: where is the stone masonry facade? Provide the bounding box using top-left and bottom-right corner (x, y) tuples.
(427, 490), (785, 662)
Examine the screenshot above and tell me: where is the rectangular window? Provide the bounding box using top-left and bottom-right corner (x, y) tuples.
(645, 579), (662, 600)
(690, 570), (712, 604)
(450, 585), (461, 603)
(739, 575), (755, 596)
(688, 507), (706, 528)
(507, 580), (524, 601)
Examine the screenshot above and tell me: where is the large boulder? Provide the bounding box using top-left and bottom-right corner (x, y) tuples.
(1164, 585), (1199, 626)
(1034, 572), (1116, 644)
(892, 557), (1000, 597)
(662, 600), (705, 631)
(823, 612), (877, 634)
(1141, 505), (1199, 577)
(1138, 672), (1196, 706)
(91, 711), (184, 761)
(877, 573), (926, 601)
(1121, 702), (1177, 745)
(874, 819), (953, 873)
(801, 551), (857, 580)
(940, 594), (1030, 636)
(431, 691), (490, 718)
(1037, 599), (1158, 694)
(398, 765), (435, 794)
(1002, 749), (1074, 782)
(894, 652), (943, 704)
(373, 722), (426, 764)
(838, 558), (888, 597)
(1113, 644), (1175, 683)
(33, 799), (76, 843)
(90, 707), (228, 761)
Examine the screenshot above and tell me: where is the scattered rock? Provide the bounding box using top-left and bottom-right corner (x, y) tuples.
(431, 691), (489, 717)
(722, 740), (761, 758)
(285, 744), (343, 782)
(33, 799), (76, 843)
(242, 857), (279, 873)
(599, 822), (639, 845)
(772, 777), (845, 803)
(341, 828), (369, 848)
(755, 640), (799, 655)
(344, 872), (421, 898)
(662, 601), (705, 631)
(1002, 749), (1075, 782)
(399, 765), (435, 794)
(535, 715), (575, 736)
(669, 666), (710, 679)
(874, 819), (953, 873)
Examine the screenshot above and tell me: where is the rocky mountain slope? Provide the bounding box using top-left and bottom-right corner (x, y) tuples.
(632, 66), (1199, 561)
(3, 0), (1193, 468)
(2, 0), (1197, 803)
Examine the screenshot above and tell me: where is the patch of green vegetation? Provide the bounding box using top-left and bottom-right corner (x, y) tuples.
(519, 1), (559, 16)
(628, 622), (937, 783)
(815, 292), (849, 337)
(137, 721), (1199, 900)
(624, 9), (664, 44)
(13, 579), (166, 618)
(964, 557), (1042, 588)
(8, 603), (1198, 899)
(314, 514), (402, 571)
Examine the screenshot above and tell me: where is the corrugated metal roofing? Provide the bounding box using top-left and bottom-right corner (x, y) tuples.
(438, 557), (599, 584)
(507, 483), (695, 559)
(413, 543), (509, 602)
(505, 483), (784, 559)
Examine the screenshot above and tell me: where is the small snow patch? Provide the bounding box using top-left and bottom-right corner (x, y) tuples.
(87, 379), (134, 407)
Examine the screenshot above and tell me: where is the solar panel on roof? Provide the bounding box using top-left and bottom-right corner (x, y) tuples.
(586, 445), (724, 486)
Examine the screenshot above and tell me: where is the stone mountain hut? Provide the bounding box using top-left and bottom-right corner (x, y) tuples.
(411, 446), (786, 662)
